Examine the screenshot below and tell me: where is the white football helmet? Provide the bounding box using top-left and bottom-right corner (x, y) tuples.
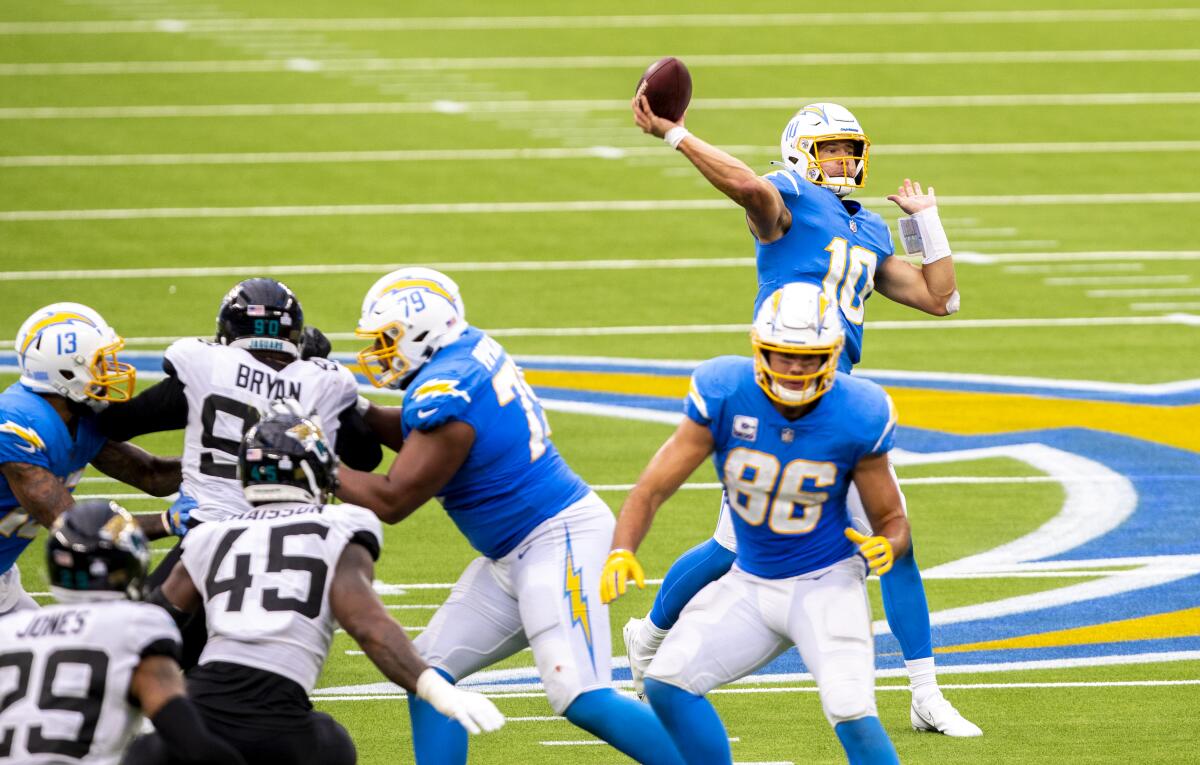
(780, 103), (870, 197)
(356, 268), (468, 390)
(751, 283), (845, 407)
(16, 302), (135, 410)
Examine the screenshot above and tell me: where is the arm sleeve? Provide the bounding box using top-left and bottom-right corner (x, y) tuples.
(149, 696), (249, 765)
(335, 406), (383, 472)
(333, 504), (384, 561)
(866, 392), (898, 458)
(764, 169), (804, 198)
(128, 604), (183, 661)
(683, 359), (730, 441)
(95, 375), (188, 442)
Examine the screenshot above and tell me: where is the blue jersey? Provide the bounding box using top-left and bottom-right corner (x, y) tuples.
(755, 168), (895, 370)
(0, 384), (107, 573)
(400, 327), (591, 559)
(685, 356), (896, 579)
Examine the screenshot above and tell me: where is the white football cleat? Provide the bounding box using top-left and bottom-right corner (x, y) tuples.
(623, 617), (654, 700)
(911, 694), (983, 737)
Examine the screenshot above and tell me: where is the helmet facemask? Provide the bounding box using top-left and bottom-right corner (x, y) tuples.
(82, 334), (137, 407)
(752, 335), (844, 406)
(355, 322), (415, 390)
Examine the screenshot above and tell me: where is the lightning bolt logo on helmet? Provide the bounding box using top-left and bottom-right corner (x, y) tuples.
(356, 268), (468, 391)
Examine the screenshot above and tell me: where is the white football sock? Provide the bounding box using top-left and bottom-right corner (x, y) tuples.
(640, 615), (669, 652)
(906, 657), (941, 706)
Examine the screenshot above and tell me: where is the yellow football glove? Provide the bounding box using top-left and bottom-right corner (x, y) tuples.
(599, 548), (645, 604)
(844, 528), (895, 576)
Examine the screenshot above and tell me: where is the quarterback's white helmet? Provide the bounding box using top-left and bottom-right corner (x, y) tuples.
(357, 268), (468, 390)
(780, 103), (870, 197)
(751, 283), (845, 407)
(16, 302), (135, 409)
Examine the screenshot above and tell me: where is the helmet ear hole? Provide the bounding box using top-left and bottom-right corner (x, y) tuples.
(413, 330), (429, 343)
(60, 370), (75, 380)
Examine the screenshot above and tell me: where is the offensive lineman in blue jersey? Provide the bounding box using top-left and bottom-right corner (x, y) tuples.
(601, 283), (908, 765)
(0, 303), (185, 616)
(626, 96), (980, 736)
(334, 268), (684, 765)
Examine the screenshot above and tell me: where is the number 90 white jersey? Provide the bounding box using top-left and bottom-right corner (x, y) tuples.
(0, 601), (180, 765)
(178, 502), (383, 693)
(164, 339), (359, 522)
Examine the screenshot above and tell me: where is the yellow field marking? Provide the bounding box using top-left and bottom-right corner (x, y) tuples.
(520, 369), (1200, 453)
(939, 607), (1200, 653)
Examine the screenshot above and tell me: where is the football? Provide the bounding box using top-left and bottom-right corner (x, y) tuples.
(634, 56), (692, 122)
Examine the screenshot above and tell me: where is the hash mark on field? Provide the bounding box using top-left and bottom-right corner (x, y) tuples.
(1089, 287), (1200, 297)
(1046, 275), (1187, 286)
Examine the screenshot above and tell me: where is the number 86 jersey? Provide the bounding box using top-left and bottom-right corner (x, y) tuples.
(165, 339), (360, 522)
(686, 356), (897, 579)
(178, 502), (383, 693)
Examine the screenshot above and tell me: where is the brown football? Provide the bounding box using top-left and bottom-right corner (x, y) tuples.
(635, 57), (692, 122)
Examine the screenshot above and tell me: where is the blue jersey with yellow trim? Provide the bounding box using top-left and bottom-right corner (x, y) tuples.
(755, 168), (894, 370)
(0, 383), (107, 573)
(400, 326), (591, 559)
(685, 356), (896, 579)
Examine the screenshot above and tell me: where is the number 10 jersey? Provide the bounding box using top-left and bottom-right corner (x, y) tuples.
(165, 339), (360, 522)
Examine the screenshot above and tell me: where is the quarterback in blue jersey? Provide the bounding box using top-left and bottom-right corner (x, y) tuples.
(627, 96), (980, 736)
(335, 268), (684, 765)
(0, 303), (184, 616)
(602, 283), (908, 765)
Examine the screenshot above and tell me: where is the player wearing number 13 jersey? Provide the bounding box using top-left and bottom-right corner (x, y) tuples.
(336, 268), (684, 765)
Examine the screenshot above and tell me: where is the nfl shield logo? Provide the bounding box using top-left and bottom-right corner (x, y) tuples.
(781, 428), (795, 443)
(849, 220), (858, 233)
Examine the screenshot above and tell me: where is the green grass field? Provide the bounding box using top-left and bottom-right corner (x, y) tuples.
(4, 1), (1200, 763)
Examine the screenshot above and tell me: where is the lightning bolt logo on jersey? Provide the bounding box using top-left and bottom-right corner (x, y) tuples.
(754, 167), (894, 371)
(0, 384), (107, 574)
(686, 356), (896, 578)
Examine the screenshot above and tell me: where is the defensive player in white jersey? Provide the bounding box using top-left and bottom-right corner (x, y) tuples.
(627, 97), (979, 736)
(129, 406), (503, 765)
(602, 283), (906, 764)
(335, 267), (684, 765)
(1, 303), (185, 616)
(0, 499), (246, 765)
(96, 278), (390, 666)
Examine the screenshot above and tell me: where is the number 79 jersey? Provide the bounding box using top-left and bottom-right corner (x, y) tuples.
(165, 338), (360, 522)
(399, 326), (590, 560)
(0, 601), (180, 765)
(686, 356), (897, 579)
(754, 168), (895, 370)
(178, 502), (383, 693)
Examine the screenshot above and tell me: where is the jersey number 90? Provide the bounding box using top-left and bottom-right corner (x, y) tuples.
(723, 447), (837, 534)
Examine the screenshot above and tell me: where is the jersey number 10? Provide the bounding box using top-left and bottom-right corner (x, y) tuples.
(822, 238), (879, 326)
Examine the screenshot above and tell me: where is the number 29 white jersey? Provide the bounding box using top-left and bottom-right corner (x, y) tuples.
(178, 502), (383, 692)
(0, 601), (181, 765)
(165, 339), (360, 522)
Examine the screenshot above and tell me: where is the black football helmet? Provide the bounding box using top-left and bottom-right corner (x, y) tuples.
(216, 278), (304, 358)
(239, 400), (338, 506)
(46, 499), (150, 602)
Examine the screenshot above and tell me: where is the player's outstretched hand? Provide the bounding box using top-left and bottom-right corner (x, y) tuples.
(599, 548), (645, 604)
(632, 94), (683, 139)
(844, 528), (896, 576)
(416, 669), (505, 734)
(887, 178), (937, 215)
(161, 492), (196, 537)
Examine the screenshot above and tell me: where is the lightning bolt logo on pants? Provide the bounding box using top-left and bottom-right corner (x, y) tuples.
(563, 529), (596, 670)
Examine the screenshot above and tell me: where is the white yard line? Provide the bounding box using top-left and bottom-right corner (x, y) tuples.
(1088, 286), (1200, 297)
(6, 141), (1198, 168)
(1131, 301), (1200, 311)
(1, 251), (1195, 283)
(3, 49), (1197, 76)
(2, 193), (1199, 222)
(3, 9), (1198, 35)
(1046, 275), (1189, 286)
(2, 92), (1197, 120)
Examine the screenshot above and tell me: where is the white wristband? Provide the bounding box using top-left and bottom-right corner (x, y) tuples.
(897, 204), (952, 265)
(663, 126), (691, 150)
(945, 289), (961, 315)
(416, 668), (458, 716)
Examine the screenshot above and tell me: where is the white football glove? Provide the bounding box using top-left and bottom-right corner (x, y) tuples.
(416, 669), (505, 734)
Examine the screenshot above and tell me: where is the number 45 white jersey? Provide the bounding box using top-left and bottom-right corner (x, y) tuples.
(0, 601), (180, 765)
(178, 502), (383, 693)
(164, 339), (359, 522)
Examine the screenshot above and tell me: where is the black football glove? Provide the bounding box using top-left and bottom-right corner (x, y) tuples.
(299, 326), (332, 360)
